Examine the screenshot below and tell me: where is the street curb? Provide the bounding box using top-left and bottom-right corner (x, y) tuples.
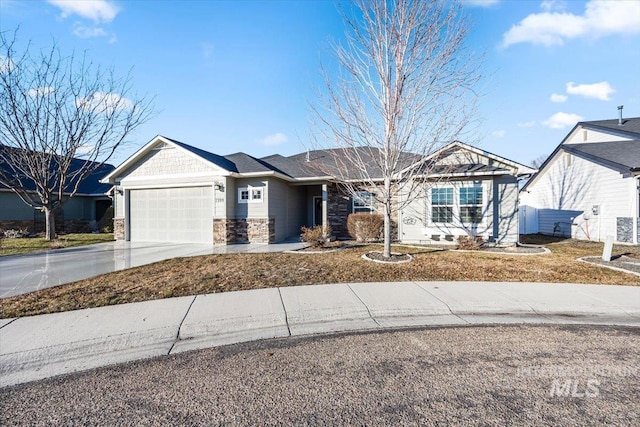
(1, 281), (639, 388)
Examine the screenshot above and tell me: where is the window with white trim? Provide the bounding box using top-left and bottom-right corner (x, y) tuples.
(459, 187), (483, 223)
(238, 186), (264, 203)
(431, 188), (453, 223)
(353, 191), (375, 213)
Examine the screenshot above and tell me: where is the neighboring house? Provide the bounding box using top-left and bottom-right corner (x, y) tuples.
(102, 135), (534, 246)
(520, 117), (640, 244)
(0, 146), (114, 234)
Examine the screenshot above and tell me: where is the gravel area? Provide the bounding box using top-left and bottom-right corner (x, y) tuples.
(1, 325), (638, 426)
(478, 245), (547, 254)
(582, 255), (640, 276)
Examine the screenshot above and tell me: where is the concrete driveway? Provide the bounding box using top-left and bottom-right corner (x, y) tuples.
(0, 240), (307, 298)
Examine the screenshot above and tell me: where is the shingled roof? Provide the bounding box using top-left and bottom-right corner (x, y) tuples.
(580, 117), (640, 138)
(261, 148), (422, 180)
(564, 140), (640, 171)
(0, 145), (114, 195)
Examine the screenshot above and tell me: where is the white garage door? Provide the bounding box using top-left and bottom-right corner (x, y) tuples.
(129, 187), (213, 243)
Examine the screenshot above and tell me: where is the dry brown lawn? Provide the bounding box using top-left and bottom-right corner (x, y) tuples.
(1, 235), (639, 318)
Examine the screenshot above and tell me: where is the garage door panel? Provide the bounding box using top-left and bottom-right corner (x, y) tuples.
(130, 187), (213, 243)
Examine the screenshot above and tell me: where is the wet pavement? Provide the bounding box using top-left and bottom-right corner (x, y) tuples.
(0, 240), (307, 298)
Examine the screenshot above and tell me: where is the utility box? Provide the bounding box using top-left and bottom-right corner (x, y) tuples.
(592, 205), (600, 216)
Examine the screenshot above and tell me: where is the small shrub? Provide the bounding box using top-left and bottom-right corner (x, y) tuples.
(457, 235), (485, 250)
(300, 225), (332, 248)
(3, 228), (29, 239)
(347, 213), (383, 242)
(99, 206), (114, 233)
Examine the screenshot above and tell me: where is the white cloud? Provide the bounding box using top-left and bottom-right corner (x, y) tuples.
(502, 0), (640, 47)
(491, 129), (506, 138)
(72, 23), (108, 38)
(76, 92), (134, 113)
(541, 0), (566, 13)
(550, 93), (567, 103)
(463, 0), (500, 7)
(518, 120), (536, 128)
(542, 112), (583, 129)
(566, 81), (615, 101)
(27, 87), (55, 97)
(260, 132), (288, 146)
(47, 0), (119, 23)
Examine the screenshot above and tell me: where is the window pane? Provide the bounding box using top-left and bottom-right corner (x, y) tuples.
(354, 191), (371, 207)
(432, 206), (452, 223)
(240, 190), (249, 200)
(251, 189), (262, 200)
(353, 191), (374, 212)
(432, 188), (453, 205)
(460, 187), (482, 205)
(461, 207), (482, 223)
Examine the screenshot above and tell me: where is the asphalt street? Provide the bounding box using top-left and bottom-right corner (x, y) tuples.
(1, 324), (638, 426)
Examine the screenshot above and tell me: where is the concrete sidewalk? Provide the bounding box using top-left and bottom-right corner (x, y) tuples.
(1, 281), (639, 388)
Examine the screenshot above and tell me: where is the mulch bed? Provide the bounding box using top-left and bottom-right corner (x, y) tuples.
(476, 245), (548, 254)
(581, 255), (640, 276)
(362, 251), (413, 263)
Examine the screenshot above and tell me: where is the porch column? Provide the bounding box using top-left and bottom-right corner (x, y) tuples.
(124, 189), (130, 241)
(322, 183), (328, 235)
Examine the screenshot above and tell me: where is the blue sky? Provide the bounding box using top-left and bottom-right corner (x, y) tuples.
(1, 0), (639, 166)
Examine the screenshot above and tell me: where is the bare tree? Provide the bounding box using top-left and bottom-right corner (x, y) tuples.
(311, 0), (481, 258)
(0, 30), (153, 240)
(530, 155), (547, 169)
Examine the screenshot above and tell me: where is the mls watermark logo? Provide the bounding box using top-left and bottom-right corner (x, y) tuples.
(517, 364), (637, 399)
(549, 378), (599, 398)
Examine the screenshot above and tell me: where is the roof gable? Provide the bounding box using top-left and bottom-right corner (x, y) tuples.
(411, 141), (536, 177)
(102, 136), (234, 184)
(521, 117), (640, 192)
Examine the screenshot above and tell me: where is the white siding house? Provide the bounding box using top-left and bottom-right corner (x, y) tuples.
(520, 117), (640, 244)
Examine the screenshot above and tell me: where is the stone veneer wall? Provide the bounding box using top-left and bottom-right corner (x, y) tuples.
(327, 183), (398, 241)
(213, 218), (275, 244)
(213, 219), (236, 244)
(0, 219), (93, 234)
(114, 218), (125, 240)
(63, 220), (92, 233)
(616, 217), (633, 243)
(327, 183), (350, 238)
(0, 220), (35, 233)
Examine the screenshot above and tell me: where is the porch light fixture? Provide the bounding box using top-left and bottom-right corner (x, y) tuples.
(214, 182), (225, 192)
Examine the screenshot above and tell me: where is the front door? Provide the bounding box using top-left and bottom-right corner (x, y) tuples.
(313, 196), (323, 227)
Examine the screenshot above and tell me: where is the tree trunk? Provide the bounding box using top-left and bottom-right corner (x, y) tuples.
(44, 207), (56, 241)
(383, 178), (392, 259)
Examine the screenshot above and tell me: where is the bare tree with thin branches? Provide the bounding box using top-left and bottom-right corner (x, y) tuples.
(0, 30), (154, 240)
(311, 0), (481, 259)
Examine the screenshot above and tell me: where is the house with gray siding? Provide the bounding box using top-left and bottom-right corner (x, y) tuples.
(102, 136), (534, 245)
(520, 116), (640, 244)
(0, 147), (114, 234)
